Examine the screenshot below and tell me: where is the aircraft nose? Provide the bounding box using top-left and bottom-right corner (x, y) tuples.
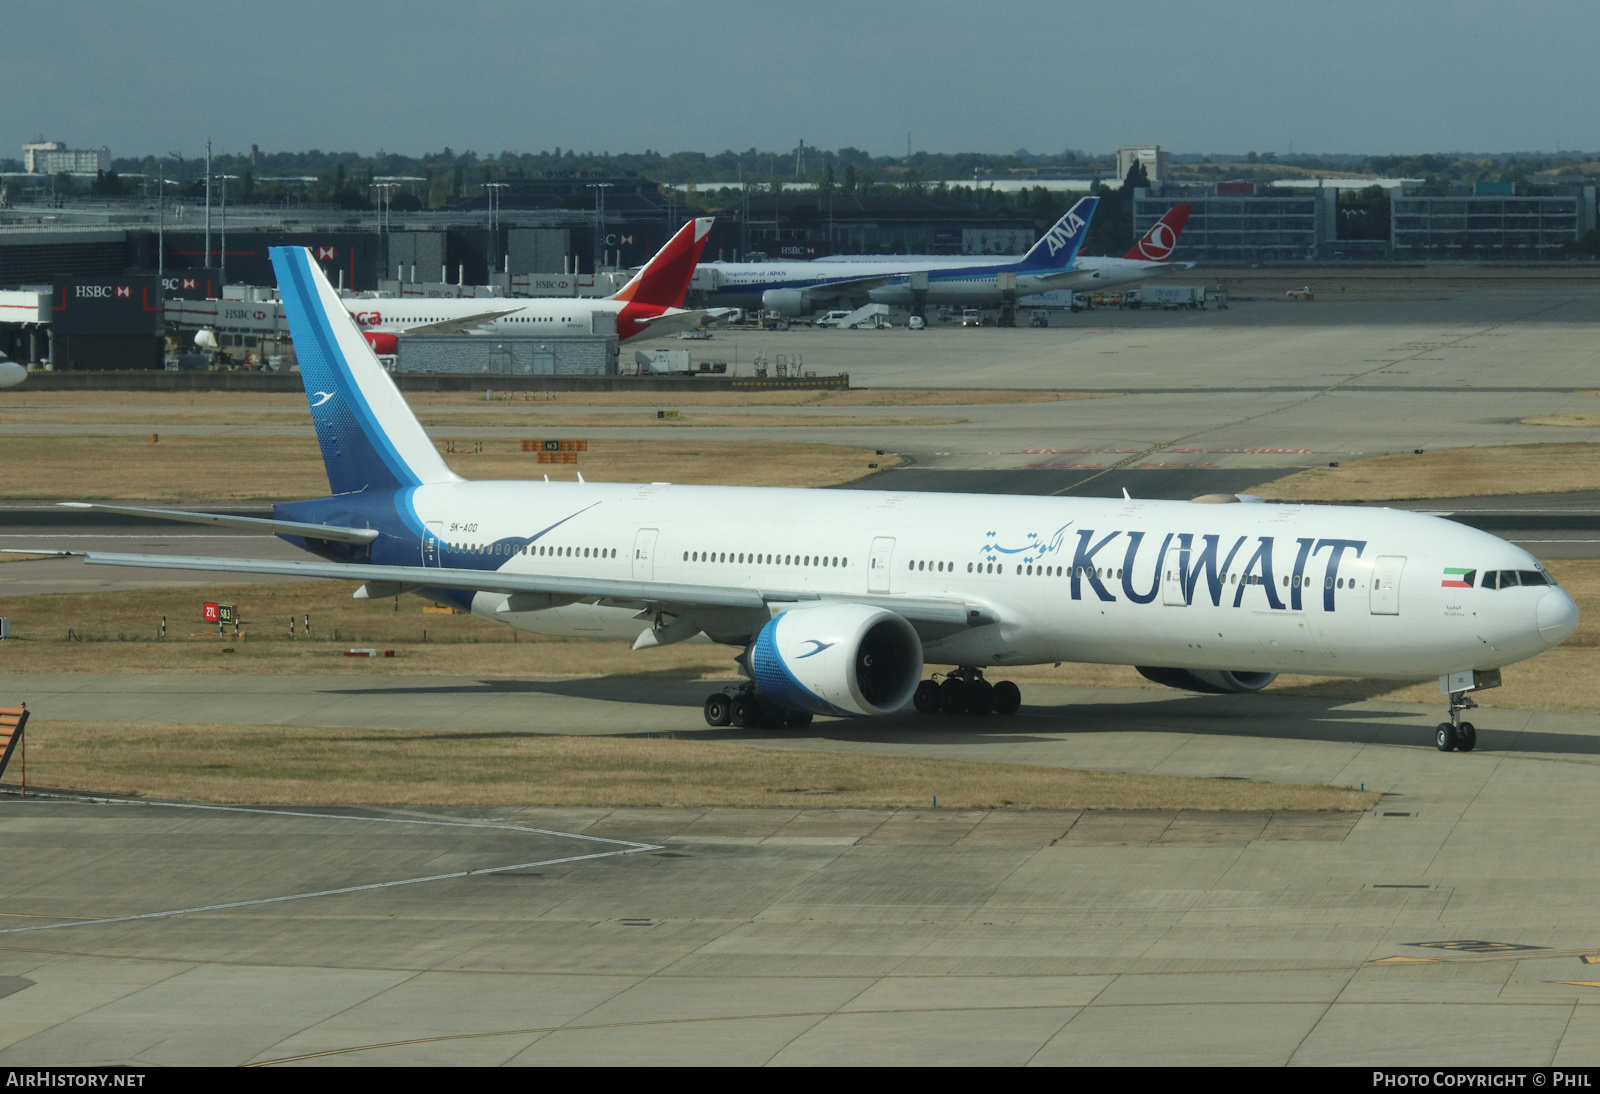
(1537, 589), (1580, 646)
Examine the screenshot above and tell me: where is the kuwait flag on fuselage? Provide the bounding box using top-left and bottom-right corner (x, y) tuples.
(1442, 567), (1476, 588)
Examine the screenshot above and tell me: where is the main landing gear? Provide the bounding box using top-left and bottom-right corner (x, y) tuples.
(1435, 690), (1478, 753)
(703, 685), (815, 730)
(912, 668), (1021, 717)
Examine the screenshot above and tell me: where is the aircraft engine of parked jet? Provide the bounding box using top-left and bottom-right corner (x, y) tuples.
(749, 603), (923, 716)
(760, 288), (816, 318)
(361, 331), (399, 355)
(1135, 667), (1279, 694)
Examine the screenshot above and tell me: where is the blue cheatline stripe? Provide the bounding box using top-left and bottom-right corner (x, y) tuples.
(272, 247), (420, 491)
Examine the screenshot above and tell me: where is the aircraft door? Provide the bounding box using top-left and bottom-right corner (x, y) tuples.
(1370, 556), (1405, 615)
(1162, 556), (1188, 606)
(423, 521), (443, 567)
(869, 537), (896, 594)
(633, 528), (659, 581)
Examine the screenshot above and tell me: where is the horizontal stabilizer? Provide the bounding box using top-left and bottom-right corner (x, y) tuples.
(56, 502), (379, 544)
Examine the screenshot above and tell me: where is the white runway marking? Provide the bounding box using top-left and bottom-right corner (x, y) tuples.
(0, 790), (661, 935)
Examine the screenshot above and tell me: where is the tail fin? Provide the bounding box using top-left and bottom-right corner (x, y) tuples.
(270, 246), (459, 496)
(1019, 197), (1098, 268)
(1124, 204), (1193, 261)
(608, 218), (713, 307)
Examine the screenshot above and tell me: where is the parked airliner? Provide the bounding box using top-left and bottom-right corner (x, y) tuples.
(700, 198), (1101, 316)
(348, 218), (722, 352)
(13, 246), (1577, 753)
(839, 204), (1197, 297)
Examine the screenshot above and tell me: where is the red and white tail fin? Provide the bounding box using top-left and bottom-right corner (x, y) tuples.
(609, 218), (713, 308)
(1124, 204), (1193, 262)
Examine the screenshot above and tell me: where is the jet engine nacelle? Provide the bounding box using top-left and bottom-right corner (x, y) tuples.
(750, 603), (923, 716)
(362, 330), (399, 355)
(760, 288), (814, 318)
(192, 328), (218, 350)
(1135, 667), (1278, 694)
(0, 358), (25, 389)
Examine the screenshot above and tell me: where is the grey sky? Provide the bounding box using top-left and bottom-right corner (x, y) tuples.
(8, 1), (1598, 163)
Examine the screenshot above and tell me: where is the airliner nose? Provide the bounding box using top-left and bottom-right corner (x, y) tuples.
(1537, 589), (1580, 646)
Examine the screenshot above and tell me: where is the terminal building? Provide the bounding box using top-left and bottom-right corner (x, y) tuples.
(1391, 181), (1597, 255)
(1134, 179), (1599, 261)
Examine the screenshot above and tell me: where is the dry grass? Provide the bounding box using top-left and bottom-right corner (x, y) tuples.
(1521, 414), (1600, 429)
(0, 408), (963, 429)
(1251, 443), (1600, 502)
(0, 436), (896, 502)
(0, 388), (1098, 410)
(15, 721), (1377, 811)
(6, 561), (1597, 716)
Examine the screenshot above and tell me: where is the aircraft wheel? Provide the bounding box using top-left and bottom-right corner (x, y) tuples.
(1435, 722), (1458, 752)
(703, 693), (732, 728)
(937, 677), (965, 713)
(965, 678), (994, 715)
(992, 681), (1022, 716)
(730, 695), (758, 729)
(784, 709), (814, 729)
(1457, 722), (1477, 752)
(913, 679), (940, 714)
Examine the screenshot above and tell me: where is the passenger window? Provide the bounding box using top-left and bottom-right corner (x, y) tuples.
(968, 563), (973, 572)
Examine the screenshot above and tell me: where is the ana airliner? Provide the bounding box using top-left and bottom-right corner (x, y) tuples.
(697, 201), (1194, 316)
(347, 218), (722, 353)
(13, 246), (1578, 753)
(701, 198), (1100, 316)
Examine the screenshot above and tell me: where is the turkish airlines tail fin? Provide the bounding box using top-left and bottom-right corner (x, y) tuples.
(609, 217), (714, 308)
(1124, 204), (1193, 262)
(1019, 197), (1099, 269)
(270, 246), (459, 496)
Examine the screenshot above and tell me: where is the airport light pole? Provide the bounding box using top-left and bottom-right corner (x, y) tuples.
(485, 182), (508, 281)
(371, 182), (397, 283)
(204, 139), (212, 275)
(160, 150), (182, 283)
(216, 174), (238, 285)
(586, 182), (612, 271)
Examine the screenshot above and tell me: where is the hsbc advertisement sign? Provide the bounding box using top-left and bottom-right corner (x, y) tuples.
(160, 269), (221, 300)
(51, 274), (163, 335)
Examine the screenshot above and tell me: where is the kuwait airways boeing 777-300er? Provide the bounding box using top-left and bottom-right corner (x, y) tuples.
(345, 217), (722, 353)
(13, 246), (1577, 752)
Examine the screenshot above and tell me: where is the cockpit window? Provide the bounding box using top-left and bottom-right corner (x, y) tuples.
(1499, 570), (1519, 588)
(1519, 570), (1551, 587)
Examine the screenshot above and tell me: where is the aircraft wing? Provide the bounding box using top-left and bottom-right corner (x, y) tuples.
(0, 549), (998, 636)
(394, 308), (522, 335)
(803, 275), (899, 296)
(631, 308), (736, 336)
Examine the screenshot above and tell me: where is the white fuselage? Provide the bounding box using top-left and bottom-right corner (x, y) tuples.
(0, 356), (25, 389)
(404, 479), (1575, 679)
(347, 298), (607, 336)
(702, 255), (1181, 312)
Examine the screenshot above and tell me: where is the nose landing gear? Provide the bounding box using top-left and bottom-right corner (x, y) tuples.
(1435, 691), (1478, 753)
(912, 669), (1021, 716)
